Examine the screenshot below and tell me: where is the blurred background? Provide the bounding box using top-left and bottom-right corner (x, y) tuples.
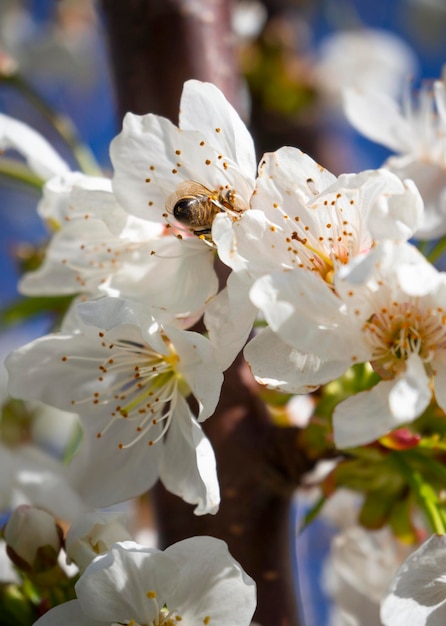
(0, 1), (445, 624)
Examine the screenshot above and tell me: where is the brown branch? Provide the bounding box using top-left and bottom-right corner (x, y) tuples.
(99, 0), (242, 121)
(98, 2), (316, 624)
(153, 357), (314, 626)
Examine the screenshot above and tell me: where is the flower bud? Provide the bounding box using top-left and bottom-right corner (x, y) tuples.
(3, 506), (62, 573)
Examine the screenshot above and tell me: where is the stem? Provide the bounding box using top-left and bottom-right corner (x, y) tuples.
(0, 158), (44, 191)
(390, 452), (446, 534)
(426, 236), (446, 265)
(3, 74), (101, 175)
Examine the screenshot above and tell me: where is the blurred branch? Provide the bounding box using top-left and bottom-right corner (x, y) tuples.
(99, 0), (243, 122)
(2, 74), (101, 175)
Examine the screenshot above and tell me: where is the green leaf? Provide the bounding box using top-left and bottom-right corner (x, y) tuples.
(0, 296), (74, 328)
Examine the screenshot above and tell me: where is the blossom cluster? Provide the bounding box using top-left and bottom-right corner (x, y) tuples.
(4, 73), (446, 625)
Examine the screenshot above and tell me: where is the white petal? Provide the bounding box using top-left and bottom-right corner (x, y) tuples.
(68, 418), (161, 509)
(253, 147), (336, 215)
(250, 270), (359, 361)
(179, 79), (256, 178)
(1, 444), (85, 522)
(204, 272), (257, 370)
(432, 351), (446, 414)
(0, 113), (70, 180)
(160, 396), (220, 515)
(33, 599), (105, 626)
(6, 333), (106, 410)
(385, 156), (446, 240)
(214, 209), (295, 279)
(77, 542), (177, 624)
(107, 237), (218, 316)
(333, 359), (431, 449)
(111, 113), (253, 222)
(76, 297), (145, 332)
(166, 326), (223, 421)
(244, 328), (350, 393)
(38, 172), (92, 223)
(366, 176), (423, 241)
(166, 536), (256, 626)
(381, 534), (446, 626)
(396, 250), (441, 297)
(343, 88), (414, 153)
(388, 354), (431, 420)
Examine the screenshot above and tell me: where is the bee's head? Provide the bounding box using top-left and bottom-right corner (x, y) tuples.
(173, 197), (197, 224)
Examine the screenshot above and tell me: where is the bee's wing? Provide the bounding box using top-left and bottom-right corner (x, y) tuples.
(165, 181), (212, 214)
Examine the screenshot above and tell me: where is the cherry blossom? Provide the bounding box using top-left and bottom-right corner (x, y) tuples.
(249, 239), (446, 448)
(20, 176), (217, 324)
(34, 538), (257, 626)
(110, 79), (257, 236)
(6, 297), (222, 514)
(211, 145), (423, 378)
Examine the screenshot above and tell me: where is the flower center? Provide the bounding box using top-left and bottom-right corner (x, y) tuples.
(66, 331), (187, 449)
(279, 190), (372, 285)
(363, 300), (446, 378)
(144, 590), (183, 626)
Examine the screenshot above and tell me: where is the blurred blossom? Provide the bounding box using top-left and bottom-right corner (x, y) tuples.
(323, 522), (413, 626)
(232, 0), (267, 41)
(0, 0), (99, 86)
(286, 394), (315, 428)
(315, 28), (419, 107)
(319, 489), (363, 533)
(0, 439), (86, 521)
(344, 72), (446, 239)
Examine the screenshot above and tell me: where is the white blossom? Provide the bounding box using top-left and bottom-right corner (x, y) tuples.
(3, 505), (62, 569)
(249, 239), (446, 448)
(6, 297), (222, 514)
(316, 28), (418, 105)
(34, 537), (257, 626)
(212, 146), (422, 391)
(20, 175), (216, 323)
(324, 525), (412, 626)
(344, 73), (446, 239)
(0, 440), (86, 522)
(110, 79), (256, 231)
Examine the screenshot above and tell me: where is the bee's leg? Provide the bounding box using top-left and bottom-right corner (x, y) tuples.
(196, 228), (213, 240)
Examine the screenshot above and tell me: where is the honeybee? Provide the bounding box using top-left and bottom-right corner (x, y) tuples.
(165, 181), (244, 242)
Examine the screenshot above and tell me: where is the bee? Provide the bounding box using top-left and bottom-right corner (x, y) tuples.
(165, 181), (244, 242)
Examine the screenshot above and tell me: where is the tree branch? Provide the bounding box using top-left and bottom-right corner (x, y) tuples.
(100, 0), (242, 121)
(98, 2), (314, 623)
